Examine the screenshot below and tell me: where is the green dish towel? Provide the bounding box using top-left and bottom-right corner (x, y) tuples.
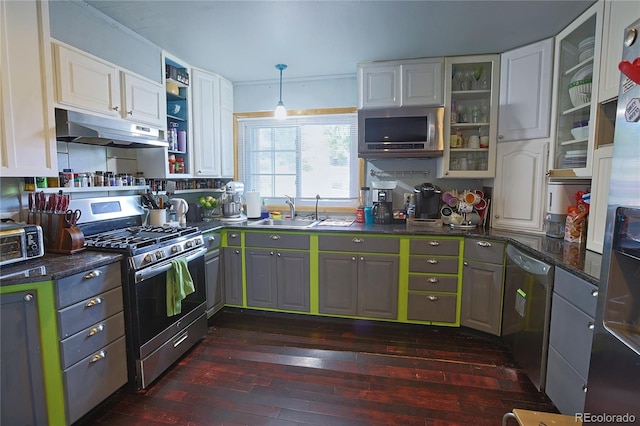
(166, 257), (195, 316)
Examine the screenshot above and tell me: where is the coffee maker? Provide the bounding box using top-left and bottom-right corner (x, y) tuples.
(413, 183), (441, 219)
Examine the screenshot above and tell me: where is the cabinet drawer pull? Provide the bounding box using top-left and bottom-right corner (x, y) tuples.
(85, 297), (102, 308)
(428, 241), (440, 246)
(352, 237), (364, 243)
(476, 241), (492, 247)
(269, 235), (281, 240)
(88, 324), (104, 337)
(427, 295), (439, 302)
(229, 233), (238, 238)
(208, 236), (216, 243)
(84, 270), (102, 279)
(89, 351), (106, 363)
(427, 277), (439, 283)
(591, 290), (598, 297)
(426, 258), (438, 264)
(588, 322), (595, 330)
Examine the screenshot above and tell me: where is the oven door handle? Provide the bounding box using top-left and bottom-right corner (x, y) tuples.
(135, 247), (206, 283)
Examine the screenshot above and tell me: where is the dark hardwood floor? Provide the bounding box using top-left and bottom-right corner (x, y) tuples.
(80, 308), (557, 425)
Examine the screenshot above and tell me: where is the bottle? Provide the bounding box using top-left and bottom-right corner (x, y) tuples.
(94, 171), (104, 187)
(450, 99), (458, 124)
(24, 177), (36, 191)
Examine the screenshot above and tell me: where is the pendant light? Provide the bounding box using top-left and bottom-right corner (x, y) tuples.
(274, 64), (287, 120)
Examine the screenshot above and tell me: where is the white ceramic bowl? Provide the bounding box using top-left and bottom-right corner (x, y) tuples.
(571, 126), (589, 140)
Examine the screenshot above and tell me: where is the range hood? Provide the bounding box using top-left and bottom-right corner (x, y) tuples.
(55, 108), (168, 148)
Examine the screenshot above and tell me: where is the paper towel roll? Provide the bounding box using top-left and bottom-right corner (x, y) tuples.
(246, 191), (261, 219)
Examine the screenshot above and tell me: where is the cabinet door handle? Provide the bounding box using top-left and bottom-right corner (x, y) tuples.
(85, 297), (102, 308)
(88, 324), (104, 337)
(84, 270), (102, 279)
(582, 384), (588, 393)
(588, 322), (595, 330)
(426, 258), (438, 264)
(498, 134), (504, 140)
(352, 237), (364, 243)
(428, 241), (440, 246)
(111, 106), (119, 112)
(463, 261), (469, 266)
(270, 235), (281, 240)
(591, 290), (598, 297)
(277, 252), (281, 257)
(23, 293), (34, 302)
(234, 250), (240, 255)
(427, 277), (439, 283)
(476, 241), (492, 247)
(127, 110), (133, 115)
(270, 251), (274, 256)
(351, 256), (357, 261)
(89, 351), (106, 363)
(427, 295), (439, 302)
(360, 256), (365, 261)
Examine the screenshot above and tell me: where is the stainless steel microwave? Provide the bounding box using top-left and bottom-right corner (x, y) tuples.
(357, 106), (444, 158)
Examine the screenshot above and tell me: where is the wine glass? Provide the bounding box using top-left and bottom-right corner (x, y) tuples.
(455, 70), (464, 90)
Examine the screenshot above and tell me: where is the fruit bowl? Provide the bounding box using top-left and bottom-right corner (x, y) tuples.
(198, 195), (220, 221)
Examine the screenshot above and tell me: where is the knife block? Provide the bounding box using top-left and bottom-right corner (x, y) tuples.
(47, 213), (85, 254)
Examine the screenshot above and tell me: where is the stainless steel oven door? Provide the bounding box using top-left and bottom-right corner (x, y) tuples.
(130, 246), (207, 360)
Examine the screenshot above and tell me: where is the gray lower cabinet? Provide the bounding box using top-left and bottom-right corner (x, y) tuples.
(318, 235), (399, 319)
(461, 238), (505, 335)
(545, 267), (598, 415)
(0, 291), (48, 426)
(245, 232), (310, 312)
(222, 246), (243, 306)
(55, 261), (127, 424)
(204, 231), (223, 317)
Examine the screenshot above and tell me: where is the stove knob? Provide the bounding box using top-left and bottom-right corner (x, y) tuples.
(155, 250), (164, 260)
(185, 240), (194, 248)
(172, 244), (182, 254)
(143, 254), (154, 264)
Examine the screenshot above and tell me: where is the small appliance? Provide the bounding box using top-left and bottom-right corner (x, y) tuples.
(372, 191), (392, 224)
(545, 182), (589, 238)
(413, 182), (442, 219)
(220, 181), (246, 221)
(0, 223), (45, 266)
(169, 198), (189, 226)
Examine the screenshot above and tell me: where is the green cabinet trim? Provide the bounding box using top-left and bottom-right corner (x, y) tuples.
(1, 281), (66, 425)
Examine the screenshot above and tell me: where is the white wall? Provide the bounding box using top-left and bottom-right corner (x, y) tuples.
(234, 75), (357, 112)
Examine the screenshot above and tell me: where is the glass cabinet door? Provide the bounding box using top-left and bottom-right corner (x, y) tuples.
(549, 2), (603, 178)
(442, 54), (500, 178)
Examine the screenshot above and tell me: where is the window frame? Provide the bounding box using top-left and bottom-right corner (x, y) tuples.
(234, 108), (362, 212)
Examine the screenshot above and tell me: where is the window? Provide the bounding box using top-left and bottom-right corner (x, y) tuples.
(237, 110), (359, 209)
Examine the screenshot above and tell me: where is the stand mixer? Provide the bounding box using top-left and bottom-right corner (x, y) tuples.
(219, 181), (247, 222)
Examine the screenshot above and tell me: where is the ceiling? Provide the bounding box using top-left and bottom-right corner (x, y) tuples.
(83, 0), (596, 83)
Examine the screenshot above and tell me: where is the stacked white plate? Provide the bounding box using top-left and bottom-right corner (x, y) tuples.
(578, 36), (595, 62)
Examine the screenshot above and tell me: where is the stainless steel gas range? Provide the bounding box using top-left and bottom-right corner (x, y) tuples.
(74, 196), (207, 390)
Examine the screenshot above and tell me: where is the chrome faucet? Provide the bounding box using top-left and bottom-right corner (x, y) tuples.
(285, 195), (295, 219)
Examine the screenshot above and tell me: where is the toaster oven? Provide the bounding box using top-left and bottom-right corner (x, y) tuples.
(0, 223), (45, 266)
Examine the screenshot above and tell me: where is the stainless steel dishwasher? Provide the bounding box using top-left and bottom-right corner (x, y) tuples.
(502, 244), (554, 391)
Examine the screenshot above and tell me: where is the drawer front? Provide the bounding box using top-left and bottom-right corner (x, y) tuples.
(245, 232), (309, 250)
(409, 256), (459, 274)
(549, 293), (594, 378)
(409, 274), (458, 293)
(546, 346), (587, 415)
(319, 235), (399, 254)
(204, 231), (221, 250)
(407, 293), (457, 323)
(58, 287), (123, 339)
(59, 311), (125, 369)
(554, 268), (598, 316)
(56, 262), (121, 309)
(463, 238), (505, 264)
(226, 231), (241, 247)
(63, 336), (128, 424)
(409, 238), (460, 256)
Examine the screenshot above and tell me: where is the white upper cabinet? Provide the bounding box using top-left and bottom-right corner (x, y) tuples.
(498, 38), (554, 142)
(53, 43), (121, 118)
(1, 0), (58, 177)
(548, 1), (604, 179)
(121, 72), (165, 127)
(191, 68), (234, 178)
(492, 140), (549, 233)
(358, 58), (443, 108)
(597, 0), (640, 102)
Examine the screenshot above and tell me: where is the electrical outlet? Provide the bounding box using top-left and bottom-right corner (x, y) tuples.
(403, 192), (413, 205)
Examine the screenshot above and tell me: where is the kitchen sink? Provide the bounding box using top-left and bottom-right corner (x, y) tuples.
(247, 218), (320, 229)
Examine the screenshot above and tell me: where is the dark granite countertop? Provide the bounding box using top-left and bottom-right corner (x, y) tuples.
(191, 218), (601, 285)
(1, 219), (601, 288)
(0, 251), (123, 286)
